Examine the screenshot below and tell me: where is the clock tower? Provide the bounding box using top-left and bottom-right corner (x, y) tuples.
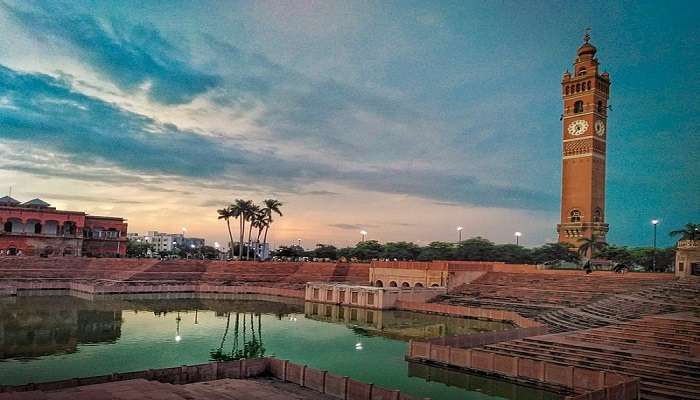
(557, 31), (610, 249)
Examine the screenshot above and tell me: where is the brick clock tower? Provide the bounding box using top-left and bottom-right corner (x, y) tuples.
(557, 31), (611, 249)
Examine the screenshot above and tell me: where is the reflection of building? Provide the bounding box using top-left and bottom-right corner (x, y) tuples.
(675, 240), (700, 278)
(556, 33), (611, 248)
(0, 297), (122, 359)
(304, 302), (510, 341)
(0, 196), (127, 257)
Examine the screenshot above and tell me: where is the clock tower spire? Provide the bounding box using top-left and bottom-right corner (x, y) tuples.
(557, 31), (611, 251)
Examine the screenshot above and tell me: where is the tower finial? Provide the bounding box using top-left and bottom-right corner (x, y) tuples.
(583, 27), (591, 43)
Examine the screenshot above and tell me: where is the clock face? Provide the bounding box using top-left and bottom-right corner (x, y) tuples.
(595, 120), (606, 136)
(568, 120), (589, 136)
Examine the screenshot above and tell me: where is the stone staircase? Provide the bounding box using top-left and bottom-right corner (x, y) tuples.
(478, 314), (700, 400)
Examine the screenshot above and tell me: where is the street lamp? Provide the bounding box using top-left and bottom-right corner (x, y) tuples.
(457, 226), (464, 242)
(651, 219), (659, 272)
(360, 230), (367, 242)
(514, 231), (522, 246)
(297, 238), (302, 248)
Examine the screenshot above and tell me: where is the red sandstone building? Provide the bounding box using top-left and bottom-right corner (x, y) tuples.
(557, 32), (611, 248)
(0, 196), (127, 257)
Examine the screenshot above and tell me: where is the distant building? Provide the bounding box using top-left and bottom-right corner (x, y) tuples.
(130, 231), (205, 253)
(0, 196), (127, 257)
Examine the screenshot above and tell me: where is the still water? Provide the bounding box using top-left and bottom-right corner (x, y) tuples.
(0, 292), (559, 400)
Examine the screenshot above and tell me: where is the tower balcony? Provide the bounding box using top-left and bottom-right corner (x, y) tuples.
(677, 240), (699, 250)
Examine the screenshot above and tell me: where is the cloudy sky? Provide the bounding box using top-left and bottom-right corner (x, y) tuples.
(0, 0), (697, 248)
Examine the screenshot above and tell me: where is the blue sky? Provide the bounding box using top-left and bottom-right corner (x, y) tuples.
(0, 0), (697, 247)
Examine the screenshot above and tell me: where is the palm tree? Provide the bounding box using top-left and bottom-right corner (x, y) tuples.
(577, 234), (608, 259)
(670, 223), (700, 241)
(255, 213), (271, 260)
(261, 199), (283, 258)
(231, 199), (253, 260)
(217, 207), (236, 259)
(246, 204), (261, 260)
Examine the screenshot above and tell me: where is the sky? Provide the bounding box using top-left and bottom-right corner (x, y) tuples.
(0, 0), (697, 248)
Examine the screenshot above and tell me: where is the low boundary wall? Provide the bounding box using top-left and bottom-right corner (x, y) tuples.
(0, 358), (430, 400)
(395, 300), (543, 328)
(0, 281), (304, 298)
(407, 341), (639, 400)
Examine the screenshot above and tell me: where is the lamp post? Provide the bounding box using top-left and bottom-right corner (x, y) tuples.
(360, 230), (367, 242)
(651, 219), (659, 272)
(457, 226), (463, 242)
(514, 231), (522, 246)
(297, 238), (302, 249)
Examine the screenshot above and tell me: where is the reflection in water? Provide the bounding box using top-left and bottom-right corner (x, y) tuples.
(209, 312), (265, 361)
(304, 302), (513, 341)
(0, 294), (559, 400)
(0, 295), (121, 360)
(408, 362), (566, 400)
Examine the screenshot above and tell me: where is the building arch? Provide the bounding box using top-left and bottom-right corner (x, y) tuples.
(401, 282), (410, 288)
(569, 209), (582, 223)
(389, 281), (398, 287)
(375, 280), (383, 287)
(43, 220), (59, 235)
(63, 221), (77, 235)
(431, 283), (440, 287)
(3, 221), (12, 232)
(573, 100), (584, 113)
(593, 208), (603, 222)
(414, 283), (424, 288)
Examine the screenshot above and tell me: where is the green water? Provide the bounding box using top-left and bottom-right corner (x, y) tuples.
(0, 292), (560, 400)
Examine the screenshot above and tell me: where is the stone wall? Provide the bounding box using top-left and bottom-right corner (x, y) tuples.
(1, 358), (430, 400)
(407, 342), (639, 400)
(394, 300), (543, 328)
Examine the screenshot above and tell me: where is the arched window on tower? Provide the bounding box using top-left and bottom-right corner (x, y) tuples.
(570, 209), (582, 223)
(593, 209), (602, 223)
(578, 68), (587, 76)
(597, 101), (604, 113)
(565, 86), (569, 95)
(587, 81), (591, 90)
(576, 83), (581, 92)
(574, 101), (584, 113)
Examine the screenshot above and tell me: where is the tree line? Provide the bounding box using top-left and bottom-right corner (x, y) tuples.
(273, 224), (698, 271)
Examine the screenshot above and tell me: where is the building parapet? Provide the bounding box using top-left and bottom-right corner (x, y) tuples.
(305, 282), (446, 310)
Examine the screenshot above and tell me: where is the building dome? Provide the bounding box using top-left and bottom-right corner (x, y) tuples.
(577, 42), (597, 57)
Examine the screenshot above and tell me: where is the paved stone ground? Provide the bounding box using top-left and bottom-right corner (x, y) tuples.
(0, 378), (336, 400)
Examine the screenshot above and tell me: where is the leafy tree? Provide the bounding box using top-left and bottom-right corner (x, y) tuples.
(312, 244), (338, 259)
(492, 244), (534, 264)
(597, 245), (634, 265)
(453, 237), (495, 261)
(336, 247), (354, 261)
(126, 240), (154, 258)
(531, 243), (580, 264)
(350, 240), (384, 261)
(382, 241), (421, 260)
(273, 245), (305, 258)
(669, 223), (700, 241)
(198, 245), (221, 260)
(417, 241), (455, 261)
(577, 235), (608, 258)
